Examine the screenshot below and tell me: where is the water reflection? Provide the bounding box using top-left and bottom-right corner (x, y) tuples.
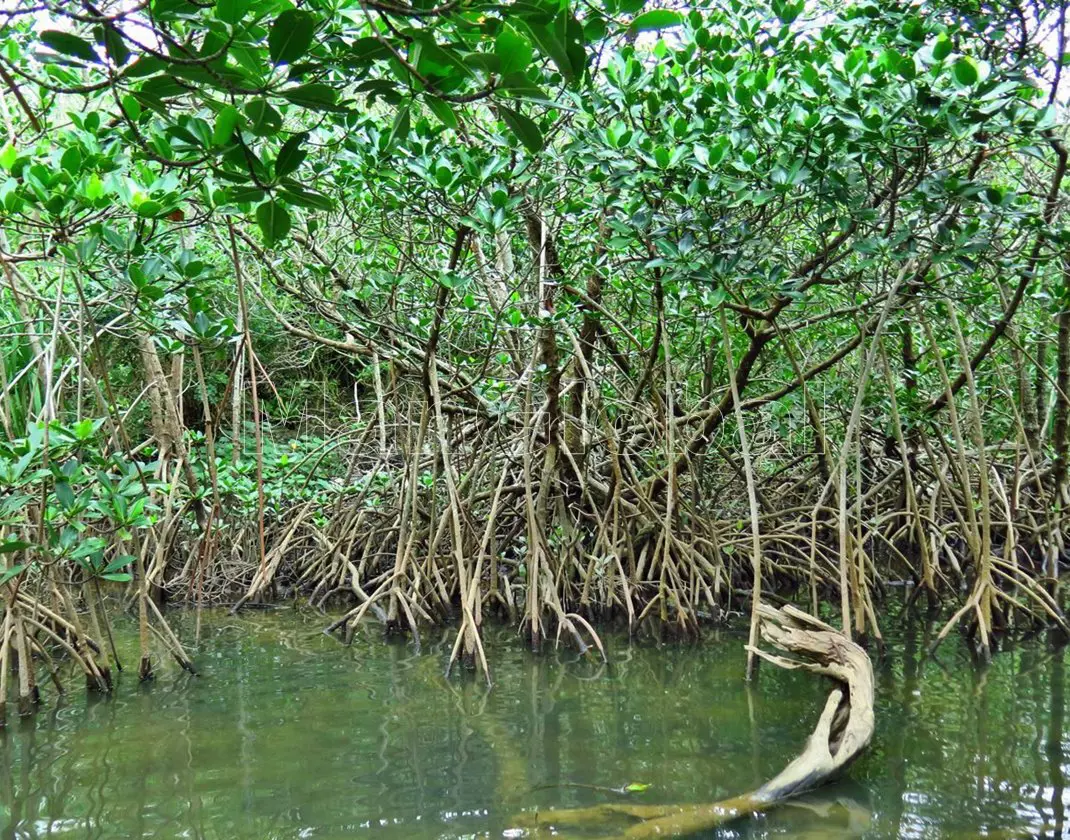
(0, 608), (1066, 839)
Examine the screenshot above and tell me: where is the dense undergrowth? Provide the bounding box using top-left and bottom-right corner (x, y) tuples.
(0, 0), (1068, 710)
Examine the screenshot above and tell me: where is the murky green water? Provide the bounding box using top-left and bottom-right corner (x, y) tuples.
(0, 608), (1066, 839)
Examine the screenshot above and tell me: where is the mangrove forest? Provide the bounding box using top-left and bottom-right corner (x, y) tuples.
(1, 0), (1070, 836)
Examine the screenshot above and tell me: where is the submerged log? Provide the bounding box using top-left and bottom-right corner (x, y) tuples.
(512, 603), (874, 838)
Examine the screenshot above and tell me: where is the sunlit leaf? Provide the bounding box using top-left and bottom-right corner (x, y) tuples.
(497, 26), (534, 76)
(630, 11), (684, 34)
(213, 105), (241, 146)
(952, 56), (978, 86)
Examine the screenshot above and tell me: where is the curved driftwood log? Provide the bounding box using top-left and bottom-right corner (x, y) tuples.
(512, 603), (874, 838)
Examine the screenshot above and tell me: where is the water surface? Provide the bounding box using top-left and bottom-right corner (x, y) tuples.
(0, 608), (1066, 839)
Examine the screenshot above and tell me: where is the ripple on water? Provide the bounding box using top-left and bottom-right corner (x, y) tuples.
(0, 608), (1068, 840)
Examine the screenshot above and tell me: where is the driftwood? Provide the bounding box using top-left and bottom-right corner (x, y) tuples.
(511, 603), (875, 838)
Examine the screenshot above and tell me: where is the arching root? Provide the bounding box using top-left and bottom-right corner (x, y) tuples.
(509, 603), (875, 838)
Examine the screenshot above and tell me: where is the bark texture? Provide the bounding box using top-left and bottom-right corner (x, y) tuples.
(512, 603), (875, 838)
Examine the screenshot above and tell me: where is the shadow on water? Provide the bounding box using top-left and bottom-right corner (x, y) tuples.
(0, 606), (1067, 839)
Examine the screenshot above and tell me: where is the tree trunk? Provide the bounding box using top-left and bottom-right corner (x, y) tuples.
(512, 604), (875, 838)
(1053, 307), (1070, 503)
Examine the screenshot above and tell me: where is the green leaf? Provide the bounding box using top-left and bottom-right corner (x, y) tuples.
(215, 0), (248, 24)
(55, 481), (75, 509)
(101, 26), (130, 66)
(225, 186), (266, 204)
(496, 26), (533, 76)
(932, 34), (952, 61)
(76, 232), (100, 259)
(60, 146), (82, 176)
(73, 417), (96, 440)
(0, 540), (30, 554)
(40, 30), (99, 63)
(0, 564), (27, 586)
(525, 19), (580, 83)
(0, 144), (16, 171)
(499, 72), (550, 102)
(278, 183), (334, 210)
(213, 105), (241, 146)
(281, 82), (340, 110)
(103, 554), (135, 574)
(121, 94), (141, 121)
(269, 9), (316, 65)
(275, 132), (308, 178)
(425, 96), (458, 129)
(244, 99), (282, 136)
(101, 572), (133, 582)
(630, 10), (684, 33)
(257, 199), (291, 245)
(136, 200), (163, 217)
(123, 56), (165, 78)
(774, 0), (804, 24)
(415, 39), (474, 82)
(952, 56), (978, 86)
(499, 105), (543, 154)
(387, 105), (411, 149)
